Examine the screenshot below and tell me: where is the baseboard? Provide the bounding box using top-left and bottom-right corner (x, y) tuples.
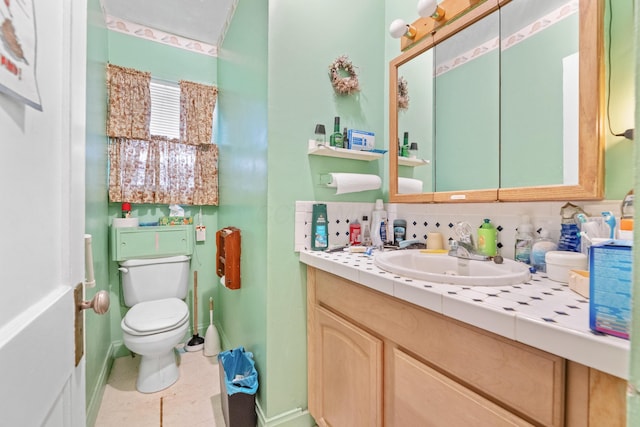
(256, 402), (314, 427)
(86, 342), (116, 427)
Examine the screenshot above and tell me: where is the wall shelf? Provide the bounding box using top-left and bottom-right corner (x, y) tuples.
(398, 157), (430, 167)
(308, 140), (384, 162)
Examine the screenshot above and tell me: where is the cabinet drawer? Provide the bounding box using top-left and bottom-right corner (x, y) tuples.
(391, 348), (534, 426)
(111, 226), (194, 261)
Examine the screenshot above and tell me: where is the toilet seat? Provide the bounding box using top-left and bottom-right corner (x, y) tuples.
(122, 298), (189, 336)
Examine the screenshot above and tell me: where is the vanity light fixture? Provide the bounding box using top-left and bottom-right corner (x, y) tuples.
(417, 0), (445, 21)
(389, 18), (417, 39)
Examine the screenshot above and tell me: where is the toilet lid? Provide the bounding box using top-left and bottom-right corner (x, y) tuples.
(123, 298), (189, 335)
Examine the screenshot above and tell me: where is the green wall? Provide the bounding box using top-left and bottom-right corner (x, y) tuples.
(605, 0), (635, 199)
(215, 0), (269, 419)
(216, 0), (386, 424)
(267, 0), (386, 421)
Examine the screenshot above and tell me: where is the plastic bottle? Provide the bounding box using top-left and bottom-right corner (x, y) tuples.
(477, 218), (497, 256)
(514, 215), (534, 264)
(329, 117), (343, 148)
(311, 203), (328, 251)
(371, 199), (388, 248)
(393, 219), (407, 245)
(530, 229), (558, 272)
(361, 215), (372, 246)
(349, 218), (361, 245)
(401, 132), (410, 157)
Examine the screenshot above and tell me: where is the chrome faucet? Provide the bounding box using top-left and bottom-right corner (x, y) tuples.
(448, 222), (491, 261)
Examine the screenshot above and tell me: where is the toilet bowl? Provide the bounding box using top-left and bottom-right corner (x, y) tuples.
(121, 297), (189, 393)
(118, 255), (191, 393)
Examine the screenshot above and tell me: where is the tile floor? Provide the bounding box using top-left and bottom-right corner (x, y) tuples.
(95, 347), (225, 427)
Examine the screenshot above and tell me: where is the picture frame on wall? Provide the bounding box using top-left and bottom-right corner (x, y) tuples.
(0, 0), (41, 111)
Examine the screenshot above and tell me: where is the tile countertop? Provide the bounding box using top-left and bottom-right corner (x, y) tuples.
(299, 250), (630, 380)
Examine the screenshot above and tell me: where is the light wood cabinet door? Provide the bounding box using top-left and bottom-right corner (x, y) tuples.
(390, 348), (534, 427)
(309, 306), (383, 427)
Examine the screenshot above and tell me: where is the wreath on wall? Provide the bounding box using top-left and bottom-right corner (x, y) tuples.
(398, 76), (409, 110)
(328, 55), (360, 95)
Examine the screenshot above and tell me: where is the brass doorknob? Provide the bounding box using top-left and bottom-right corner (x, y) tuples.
(79, 290), (110, 314)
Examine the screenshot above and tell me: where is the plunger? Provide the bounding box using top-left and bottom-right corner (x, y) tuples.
(185, 271), (204, 352)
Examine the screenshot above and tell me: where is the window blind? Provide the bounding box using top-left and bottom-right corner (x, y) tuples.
(149, 79), (180, 139)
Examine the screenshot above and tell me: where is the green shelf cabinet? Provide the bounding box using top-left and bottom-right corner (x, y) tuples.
(111, 225), (194, 261)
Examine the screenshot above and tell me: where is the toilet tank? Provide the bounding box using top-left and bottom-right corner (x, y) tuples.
(119, 255), (190, 306)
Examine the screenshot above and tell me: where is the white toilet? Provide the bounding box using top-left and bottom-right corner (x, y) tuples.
(119, 255), (191, 393)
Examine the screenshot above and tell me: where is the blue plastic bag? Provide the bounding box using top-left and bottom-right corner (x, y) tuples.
(218, 347), (258, 395)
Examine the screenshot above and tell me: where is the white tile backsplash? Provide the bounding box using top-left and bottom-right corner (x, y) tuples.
(295, 200), (624, 260)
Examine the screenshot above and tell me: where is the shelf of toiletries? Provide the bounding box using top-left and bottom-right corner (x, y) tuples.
(308, 140), (384, 162)
(398, 157), (430, 167)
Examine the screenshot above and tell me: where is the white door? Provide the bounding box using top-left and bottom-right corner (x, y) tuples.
(0, 0), (87, 426)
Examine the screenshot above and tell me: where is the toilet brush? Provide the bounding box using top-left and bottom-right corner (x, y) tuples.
(185, 271), (204, 352)
(203, 297), (221, 356)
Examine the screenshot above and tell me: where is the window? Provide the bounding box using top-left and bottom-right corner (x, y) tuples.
(107, 64), (219, 205)
(149, 80), (181, 139)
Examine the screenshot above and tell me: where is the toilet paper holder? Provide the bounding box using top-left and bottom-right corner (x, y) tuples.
(216, 227), (241, 290)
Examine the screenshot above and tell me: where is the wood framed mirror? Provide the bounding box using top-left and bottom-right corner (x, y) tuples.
(389, 0), (604, 203)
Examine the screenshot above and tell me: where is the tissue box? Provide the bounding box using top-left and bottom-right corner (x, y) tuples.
(589, 240), (632, 339)
(347, 130), (375, 151)
(159, 216), (193, 226)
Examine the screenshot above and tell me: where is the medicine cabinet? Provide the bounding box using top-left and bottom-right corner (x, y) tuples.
(389, 0), (604, 203)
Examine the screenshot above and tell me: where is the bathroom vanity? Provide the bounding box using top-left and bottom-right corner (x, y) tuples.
(301, 251), (627, 427)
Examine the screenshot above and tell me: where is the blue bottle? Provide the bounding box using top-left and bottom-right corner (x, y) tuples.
(311, 204), (328, 251)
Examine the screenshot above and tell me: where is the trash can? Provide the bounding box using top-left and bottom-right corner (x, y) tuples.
(218, 347), (258, 427)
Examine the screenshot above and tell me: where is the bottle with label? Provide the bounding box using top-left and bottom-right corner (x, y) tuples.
(343, 127), (349, 149)
(349, 218), (361, 245)
(401, 131), (410, 157)
(361, 215), (372, 246)
(477, 218), (497, 256)
(530, 229), (557, 272)
(311, 203), (328, 251)
(329, 117), (343, 148)
(393, 219), (407, 245)
(514, 215), (534, 264)
(371, 199), (388, 248)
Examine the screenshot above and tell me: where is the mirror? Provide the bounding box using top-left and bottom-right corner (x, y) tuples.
(397, 47), (434, 194)
(434, 10), (500, 193)
(389, 0), (603, 203)
(500, 0), (579, 189)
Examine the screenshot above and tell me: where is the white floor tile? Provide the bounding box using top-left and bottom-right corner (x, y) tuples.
(95, 348), (224, 427)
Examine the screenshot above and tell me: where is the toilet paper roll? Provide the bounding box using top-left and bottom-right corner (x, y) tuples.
(326, 173), (382, 195)
(398, 177), (423, 194)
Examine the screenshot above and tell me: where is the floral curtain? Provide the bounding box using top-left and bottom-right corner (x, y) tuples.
(179, 80), (218, 146)
(107, 65), (219, 206)
(106, 64), (151, 139)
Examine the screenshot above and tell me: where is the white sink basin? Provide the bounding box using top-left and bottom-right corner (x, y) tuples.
(374, 250), (531, 286)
